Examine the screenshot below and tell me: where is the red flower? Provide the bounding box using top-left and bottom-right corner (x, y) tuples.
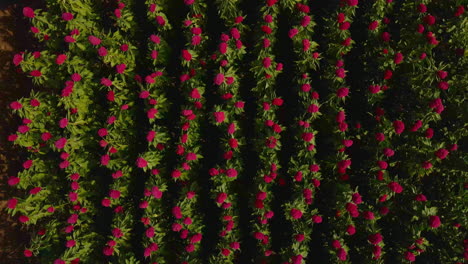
(13, 54), (23, 66)
(109, 190), (121, 199)
(24, 249), (33, 257)
(393, 120), (405, 134)
(103, 246), (114, 256)
(455, 5), (465, 17)
(437, 70), (448, 79)
(62, 12), (74, 21)
(388, 182), (403, 193)
(88, 35), (101, 45)
(226, 168), (238, 178)
(23, 7), (35, 18)
(345, 203), (359, 217)
(182, 50), (192, 61)
(434, 148), (449, 160)
(339, 22), (350, 30)
(428, 215), (441, 228)
(136, 157), (148, 168)
(265, 136), (277, 148)
(394, 52), (403, 64)
(19, 215), (29, 223)
(214, 73), (225, 85)
(101, 78), (113, 87)
(214, 112), (226, 123)
(55, 138), (67, 149)
(438, 81), (449, 90)
(337, 248), (347, 261)
(347, 0), (358, 6)
(288, 28), (298, 38)
(172, 206), (183, 219)
(336, 68), (345, 78)
(290, 208), (303, 219)
(347, 225), (356, 235)
(266, 0), (278, 6)
(261, 25), (272, 34)
(424, 14), (436, 25)
(7, 198), (18, 209)
(404, 251), (415, 262)
(116, 64), (126, 74)
(368, 21), (379, 30)
(30, 70), (42, 77)
(418, 4), (427, 13)
(59, 118), (68, 128)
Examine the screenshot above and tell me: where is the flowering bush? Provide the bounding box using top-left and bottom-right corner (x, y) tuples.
(5, 0), (466, 263)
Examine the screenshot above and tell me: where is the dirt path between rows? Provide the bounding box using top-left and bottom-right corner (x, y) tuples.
(0, 1), (43, 263)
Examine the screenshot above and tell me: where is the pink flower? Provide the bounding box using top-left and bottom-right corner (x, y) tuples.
(434, 148), (449, 160)
(10, 101), (22, 110)
(216, 192), (228, 204)
(55, 138), (67, 149)
(336, 87), (349, 98)
(116, 64), (126, 74)
(290, 208), (303, 219)
(214, 112), (226, 123)
(383, 148), (394, 157)
(98, 46), (108, 56)
(336, 68), (346, 78)
(388, 182), (403, 193)
(101, 154), (110, 166)
(428, 215), (441, 228)
(226, 168), (238, 178)
(23, 7), (35, 18)
(214, 73), (225, 85)
(62, 12), (74, 21)
(394, 52), (404, 64)
(59, 118), (68, 128)
(23, 249), (33, 257)
(288, 28), (298, 38)
(182, 50), (192, 61)
(7, 198), (18, 209)
(88, 35), (101, 45)
(346, 225), (356, 235)
(347, 0), (358, 6)
(404, 251), (415, 262)
(109, 189), (121, 199)
(66, 239), (76, 248)
(13, 54), (23, 66)
(438, 81), (449, 90)
(172, 206), (183, 219)
(337, 248), (347, 261)
(101, 78), (113, 87)
(136, 157), (148, 168)
(393, 120), (405, 134)
(368, 21), (379, 30)
(103, 246), (114, 256)
(184, 0), (195, 5)
(30, 70), (42, 77)
(19, 215), (29, 223)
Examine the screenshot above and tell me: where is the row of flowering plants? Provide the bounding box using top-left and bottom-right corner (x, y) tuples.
(279, 1), (322, 264)
(320, 0), (359, 262)
(4, 0), (467, 263)
(168, 0), (208, 263)
(135, 0), (173, 262)
(248, 0), (285, 262)
(208, 0), (247, 262)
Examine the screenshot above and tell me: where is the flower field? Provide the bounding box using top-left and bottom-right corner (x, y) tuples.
(4, 0), (467, 263)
